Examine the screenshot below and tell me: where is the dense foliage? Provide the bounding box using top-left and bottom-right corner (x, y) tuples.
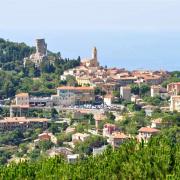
(130, 83), (150, 96)
(162, 71), (180, 88)
(0, 127), (179, 179)
(0, 38), (35, 71)
(0, 38), (80, 98)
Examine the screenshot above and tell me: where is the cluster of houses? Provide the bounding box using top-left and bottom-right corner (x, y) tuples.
(9, 82), (180, 120)
(8, 45), (180, 117)
(0, 40), (179, 163)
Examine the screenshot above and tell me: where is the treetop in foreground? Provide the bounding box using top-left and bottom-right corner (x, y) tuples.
(0, 127), (179, 179)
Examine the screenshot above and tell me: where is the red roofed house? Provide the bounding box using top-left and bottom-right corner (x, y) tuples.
(137, 127), (160, 143)
(109, 132), (129, 149)
(35, 132), (57, 144)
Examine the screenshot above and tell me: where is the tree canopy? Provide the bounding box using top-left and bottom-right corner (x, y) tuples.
(0, 127), (179, 179)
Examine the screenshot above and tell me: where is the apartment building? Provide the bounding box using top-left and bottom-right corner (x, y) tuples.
(15, 93), (53, 107)
(0, 117), (48, 131)
(57, 86), (95, 106)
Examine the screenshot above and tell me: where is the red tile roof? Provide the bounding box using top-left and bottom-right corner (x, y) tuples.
(138, 127), (159, 133)
(112, 132), (128, 139)
(16, 93), (29, 97)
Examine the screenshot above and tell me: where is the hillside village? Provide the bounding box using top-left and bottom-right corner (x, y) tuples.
(0, 38), (179, 165)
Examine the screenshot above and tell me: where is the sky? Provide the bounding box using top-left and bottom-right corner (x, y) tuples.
(0, 0), (180, 70)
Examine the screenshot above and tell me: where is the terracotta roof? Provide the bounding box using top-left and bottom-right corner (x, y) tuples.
(57, 86), (94, 90)
(142, 75), (161, 80)
(113, 76), (136, 80)
(138, 127), (159, 133)
(76, 87), (94, 90)
(0, 117), (48, 123)
(112, 132), (128, 139)
(11, 105), (30, 108)
(16, 93), (29, 97)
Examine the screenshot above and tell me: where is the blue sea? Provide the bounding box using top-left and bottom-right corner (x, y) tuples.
(0, 30), (180, 71)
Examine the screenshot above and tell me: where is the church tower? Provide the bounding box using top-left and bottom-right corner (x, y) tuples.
(92, 47), (99, 67)
(92, 47), (97, 60)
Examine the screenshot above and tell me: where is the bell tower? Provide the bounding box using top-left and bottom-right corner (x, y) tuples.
(91, 47), (99, 67)
(92, 47), (97, 60)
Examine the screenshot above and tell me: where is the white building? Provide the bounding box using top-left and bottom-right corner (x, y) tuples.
(67, 154), (79, 163)
(57, 86), (76, 106)
(170, 96), (180, 112)
(15, 93), (29, 106)
(142, 105), (157, 117)
(72, 133), (90, 142)
(137, 127), (159, 143)
(104, 95), (113, 106)
(56, 86), (95, 107)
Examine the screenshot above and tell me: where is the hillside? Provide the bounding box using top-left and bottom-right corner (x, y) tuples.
(0, 38), (35, 71)
(0, 38), (80, 99)
(0, 127), (179, 179)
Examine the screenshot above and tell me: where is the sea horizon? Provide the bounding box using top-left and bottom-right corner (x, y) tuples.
(0, 30), (180, 71)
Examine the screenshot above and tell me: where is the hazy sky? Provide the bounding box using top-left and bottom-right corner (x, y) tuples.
(0, 0), (180, 70)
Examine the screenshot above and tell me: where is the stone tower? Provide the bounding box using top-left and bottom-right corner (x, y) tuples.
(24, 39), (48, 67)
(92, 47), (99, 67)
(81, 47), (99, 67)
(92, 47), (97, 60)
(36, 39), (47, 56)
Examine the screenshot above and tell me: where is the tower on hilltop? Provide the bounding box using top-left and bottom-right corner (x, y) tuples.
(92, 47), (97, 60)
(80, 46), (99, 67)
(24, 38), (48, 67)
(91, 47), (99, 67)
(36, 39), (47, 56)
